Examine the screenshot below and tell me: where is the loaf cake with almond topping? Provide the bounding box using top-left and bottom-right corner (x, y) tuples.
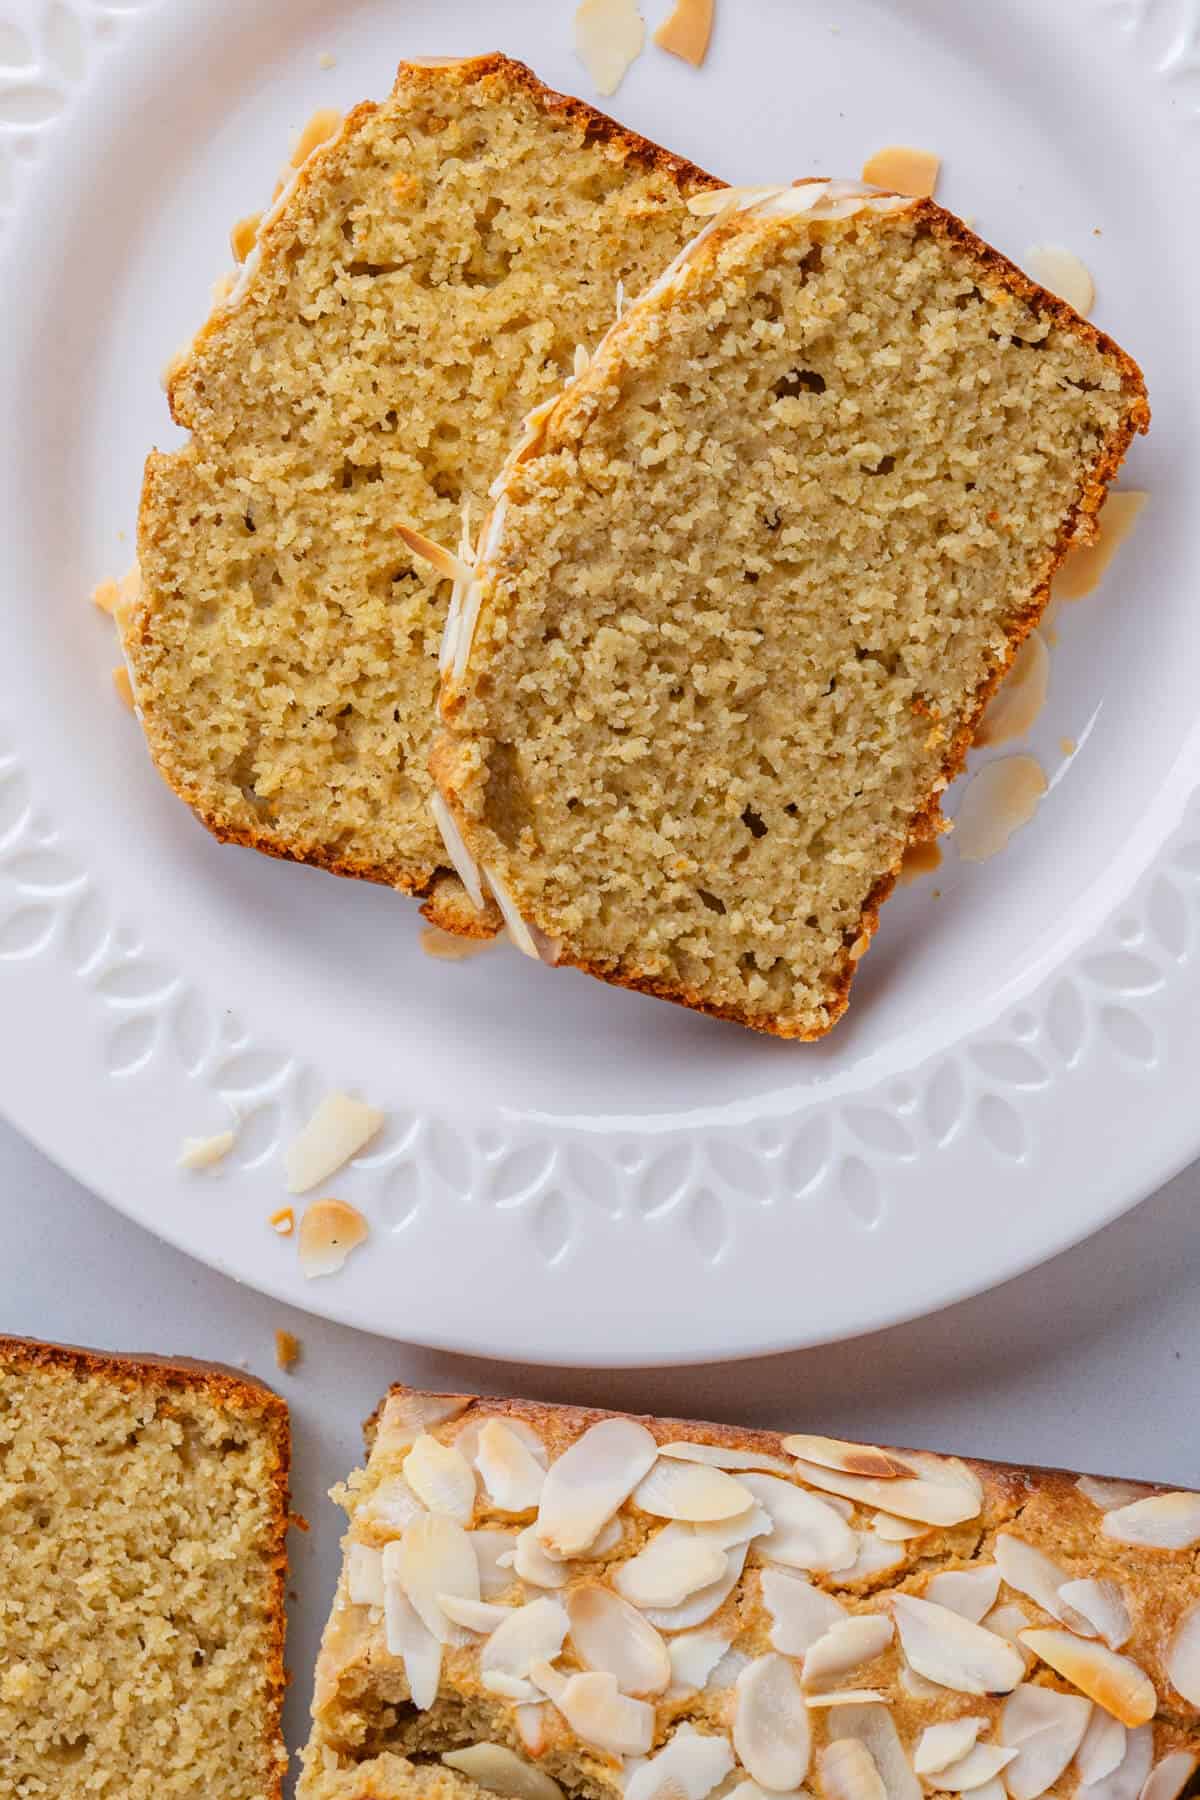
(123, 55), (722, 931)
(0, 1335), (290, 1800)
(298, 1385), (1199, 1800)
(430, 182), (1149, 1035)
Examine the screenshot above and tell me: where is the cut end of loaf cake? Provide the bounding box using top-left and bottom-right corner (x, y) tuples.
(0, 1336), (290, 1800)
(433, 187), (1149, 1038)
(125, 54), (721, 910)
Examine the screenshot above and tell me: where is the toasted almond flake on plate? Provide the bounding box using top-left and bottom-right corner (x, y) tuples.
(892, 1594), (1024, 1695)
(403, 1432), (476, 1525)
(443, 1745), (564, 1800)
(567, 1582), (670, 1696)
(614, 1520), (727, 1609)
(735, 1653), (812, 1790)
(91, 577), (119, 614)
(788, 1456), (981, 1527)
(1076, 1476), (1150, 1512)
(230, 211), (261, 261)
(297, 1198), (369, 1278)
(178, 1130), (234, 1170)
(531, 1663), (655, 1755)
(925, 1566), (1001, 1623)
(1076, 1707), (1127, 1785)
(1057, 1578), (1131, 1649)
(820, 1737), (886, 1800)
(1019, 1630), (1155, 1726)
(347, 1541), (385, 1607)
(624, 1722), (734, 1800)
(860, 145), (940, 198)
(535, 1418), (657, 1557)
(382, 1568), (442, 1708)
(112, 664), (135, 709)
(914, 1719), (986, 1776)
(477, 1418), (547, 1513)
(290, 105), (342, 167)
(653, 0), (713, 66)
(420, 925), (496, 962)
(273, 1327), (300, 1372)
(1101, 1491), (1200, 1550)
(1139, 1751), (1200, 1800)
(483, 1597), (570, 1686)
(761, 1566), (847, 1655)
(268, 1206), (294, 1236)
(803, 1615), (894, 1688)
(739, 1472), (858, 1572)
(782, 1436), (911, 1480)
(999, 1683), (1092, 1799)
(995, 1532), (1069, 1618)
(934, 1745), (1018, 1793)
(667, 1627), (733, 1694)
(438, 1594), (515, 1633)
(285, 1093), (385, 1194)
(1024, 244), (1094, 316)
(634, 1457), (755, 1522)
(574, 0), (645, 96)
(1166, 1599), (1200, 1707)
(394, 1513), (479, 1645)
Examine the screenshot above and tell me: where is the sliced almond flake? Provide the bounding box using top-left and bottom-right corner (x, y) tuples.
(1076, 1709), (1127, 1786)
(892, 1594), (1024, 1695)
(914, 1719), (987, 1776)
(443, 1747), (563, 1800)
(820, 1738), (886, 1800)
(782, 1436), (910, 1481)
(298, 1199), (369, 1278)
(995, 1534), (1069, 1620)
(566, 1582), (670, 1696)
(1023, 244), (1094, 317)
(1166, 1599), (1200, 1707)
(735, 1653), (812, 1790)
(634, 1457), (755, 1523)
(925, 1566), (1001, 1624)
(403, 1433), (476, 1526)
(1057, 1578), (1132, 1650)
(513, 1524), (571, 1589)
(578, 1515), (626, 1559)
(860, 146), (940, 200)
(178, 1131), (235, 1170)
(803, 1615), (894, 1689)
(983, 1602), (1033, 1662)
(395, 1514), (479, 1645)
(1138, 1751), (1199, 1800)
(478, 1418), (547, 1513)
(347, 1542), (385, 1607)
(398, 521), (472, 586)
(1000, 1684), (1092, 1799)
(1079, 1723), (1153, 1800)
(761, 1566), (847, 1655)
(285, 1094), (385, 1194)
(382, 1546), (443, 1706)
(788, 1456), (981, 1527)
(827, 1700), (922, 1800)
(653, 0), (713, 67)
(835, 1531), (906, 1584)
(1019, 1630), (1155, 1727)
(374, 1391), (474, 1459)
(692, 1503), (773, 1552)
(474, 1527), (520, 1598)
(1101, 1492), (1200, 1551)
(624, 1722), (735, 1800)
(1077, 1477), (1150, 1513)
(739, 1473), (858, 1572)
(429, 791), (487, 913)
(873, 1513), (928, 1543)
(806, 1690), (891, 1708)
(482, 1597), (570, 1689)
(514, 1705), (547, 1756)
(934, 1745), (1018, 1793)
(666, 1627), (733, 1694)
(359, 1472), (425, 1536)
(483, 1670), (542, 1703)
(660, 1441), (797, 1477)
(898, 1664), (946, 1701)
(642, 1539), (748, 1632)
(613, 1521), (727, 1609)
(482, 862), (559, 965)
(574, 0), (645, 98)
(531, 1663), (655, 1756)
(438, 1594), (515, 1633)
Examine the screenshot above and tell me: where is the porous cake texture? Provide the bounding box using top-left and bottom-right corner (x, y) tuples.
(124, 54), (721, 926)
(299, 1385), (1199, 1800)
(0, 1336), (290, 1800)
(431, 184), (1149, 1035)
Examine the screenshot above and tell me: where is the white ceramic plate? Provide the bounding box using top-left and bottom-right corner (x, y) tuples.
(0, 0), (1197, 1366)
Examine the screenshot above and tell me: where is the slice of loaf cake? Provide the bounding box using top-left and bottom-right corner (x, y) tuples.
(430, 183), (1149, 1035)
(298, 1384), (1200, 1800)
(0, 1336), (290, 1799)
(123, 55), (721, 930)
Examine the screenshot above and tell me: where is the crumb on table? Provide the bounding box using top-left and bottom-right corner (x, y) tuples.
(274, 1329), (301, 1373)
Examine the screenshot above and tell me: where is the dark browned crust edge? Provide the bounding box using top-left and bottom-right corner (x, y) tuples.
(129, 55), (723, 906)
(0, 1334), (292, 1800)
(433, 194), (1149, 1040)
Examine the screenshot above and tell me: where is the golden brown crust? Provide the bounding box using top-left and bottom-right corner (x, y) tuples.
(0, 1334), (291, 1800)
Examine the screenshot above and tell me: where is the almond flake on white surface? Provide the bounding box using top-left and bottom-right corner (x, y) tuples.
(660, 1441), (797, 1476)
(512, 1524), (571, 1590)
(537, 1418), (658, 1557)
(403, 1433), (476, 1525)
(1023, 244), (1094, 316)
(994, 1534), (1069, 1619)
(347, 1541), (385, 1608)
(383, 1572), (443, 1708)
(623, 1722), (735, 1800)
(999, 1683), (1092, 1799)
(443, 1745), (565, 1800)
(1057, 1578), (1132, 1649)
(178, 1131), (234, 1170)
(860, 145), (940, 199)
(739, 1473), (858, 1572)
(934, 1745), (1018, 1793)
(761, 1566), (848, 1655)
(633, 1457), (755, 1522)
(827, 1700), (922, 1800)
(873, 1513), (929, 1543)
(666, 1628), (733, 1694)
(806, 1690), (891, 1708)
(482, 1597), (570, 1689)
(566, 1582), (670, 1696)
(642, 1540), (749, 1631)
(438, 1595), (515, 1633)
(783, 1436), (910, 1480)
(1019, 1630), (1155, 1726)
(914, 1719), (986, 1776)
(532, 1664), (655, 1756)
(477, 1418), (547, 1513)
(1101, 1492), (1200, 1551)
(820, 1737), (886, 1800)
(892, 1594), (1024, 1695)
(653, 0), (713, 67)
(924, 1566), (1001, 1623)
(1075, 1707), (1127, 1785)
(803, 1615), (894, 1688)
(285, 1093), (385, 1194)
(574, 0), (645, 96)
(735, 1653), (812, 1790)
(395, 1514), (479, 1645)
(1166, 1600), (1200, 1706)
(1077, 1477), (1150, 1512)
(614, 1521), (727, 1609)
(474, 1528), (520, 1598)
(1139, 1751), (1200, 1800)
(514, 1705), (547, 1755)
(268, 1207), (294, 1236)
(788, 1456), (981, 1527)
(297, 1199), (369, 1278)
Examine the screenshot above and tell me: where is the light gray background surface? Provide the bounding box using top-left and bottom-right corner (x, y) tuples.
(2, 1116), (1197, 1790)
